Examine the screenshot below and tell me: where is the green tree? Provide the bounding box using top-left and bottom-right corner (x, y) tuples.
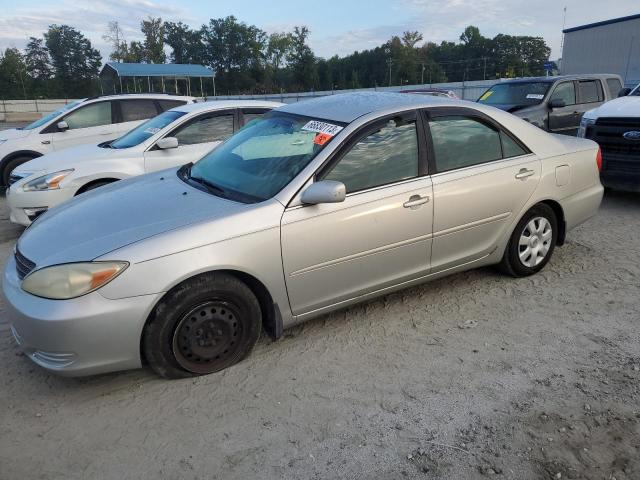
(266, 32), (293, 88)
(288, 26), (317, 90)
(103, 21), (127, 62)
(201, 16), (267, 93)
(141, 17), (166, 63)
(164, 21), (204, 64)
(0, 48), (28, 98)
(44, 24), (102, 96)
(25, 37), (52, 80)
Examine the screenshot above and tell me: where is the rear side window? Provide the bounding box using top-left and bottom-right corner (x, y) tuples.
(158, 99), (187, 111)
(578, 80), (603, 103)
(63, 101), (112, 129)
(324, 118), (419, 193)
(242, 111), (268, 126)
(549, 82), (576, 106)
(501, 132), (528, 158)
(173, 114), (234, 145)
(120, 100), (159, 122)
(428, 116), (502, 172)
(606, 78), (622, 98)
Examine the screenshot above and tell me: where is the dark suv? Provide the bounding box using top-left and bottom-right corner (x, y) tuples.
(477, 74), (623, 136)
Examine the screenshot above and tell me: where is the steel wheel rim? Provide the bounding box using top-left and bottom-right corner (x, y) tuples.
(518, 216), (552, 268)
(172, 301), (243, 374)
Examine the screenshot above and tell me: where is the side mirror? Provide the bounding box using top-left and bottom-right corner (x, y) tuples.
(156, 137), (179, 150)
(57, 121), (69, 132)
(618, 87), (632, 97)
(301, 180), (346, 205)
(549, 99), (566, 109)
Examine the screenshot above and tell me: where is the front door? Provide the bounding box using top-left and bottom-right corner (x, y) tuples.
(144, 111), (235, 172)
(50, 100), (116, 151)
(281, 112), (433, 316)
(425, 110), (541, 271)
(548, 81), (579, 135)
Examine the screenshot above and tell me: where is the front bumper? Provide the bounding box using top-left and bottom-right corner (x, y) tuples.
(2, 256), (162, 376)
(6, 185), (75, 226)
(600, 172), (640, 192)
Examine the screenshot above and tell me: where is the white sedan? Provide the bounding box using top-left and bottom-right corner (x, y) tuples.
(6, 100), (282, 225)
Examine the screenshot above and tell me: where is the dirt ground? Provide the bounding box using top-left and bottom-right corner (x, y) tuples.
(0, 191), (638, 480)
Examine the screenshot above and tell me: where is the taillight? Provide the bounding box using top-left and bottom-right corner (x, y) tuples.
(596, 147), (602, 172)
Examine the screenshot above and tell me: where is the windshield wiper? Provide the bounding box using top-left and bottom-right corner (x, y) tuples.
(188, 173), (229, 199)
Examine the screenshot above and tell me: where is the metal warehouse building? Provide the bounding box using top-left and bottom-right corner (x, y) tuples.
(561, 13), (640, 87)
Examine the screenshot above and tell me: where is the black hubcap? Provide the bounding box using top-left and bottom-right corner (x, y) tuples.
(172, 301), (242, 374)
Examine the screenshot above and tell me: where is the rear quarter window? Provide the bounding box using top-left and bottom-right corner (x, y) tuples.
(158, 99), (188, 111)
(606, 78), (622, 98)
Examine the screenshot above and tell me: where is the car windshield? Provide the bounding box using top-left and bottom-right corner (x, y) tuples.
(21, 101), (81, 130)
(110, 110), (186, 149)
(186, 112), (344, 203)
(478, 82), (551, 106)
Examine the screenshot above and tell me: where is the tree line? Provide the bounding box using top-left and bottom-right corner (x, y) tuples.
(0, 17), (551, 100)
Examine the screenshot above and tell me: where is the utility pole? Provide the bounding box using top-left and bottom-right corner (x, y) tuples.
(483, 57), (487, 80)
(421, 63), (425, 84)
(387, 58), (393, 87)
(559, 6), (567, 72)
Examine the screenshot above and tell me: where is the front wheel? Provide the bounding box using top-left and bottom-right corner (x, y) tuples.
(499, 204), (558, 277)
(143, 273), (262, 379)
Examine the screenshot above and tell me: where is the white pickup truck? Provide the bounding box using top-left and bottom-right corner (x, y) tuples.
(578, 84), (640, 192)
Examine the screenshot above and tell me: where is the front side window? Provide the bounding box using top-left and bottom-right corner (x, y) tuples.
(429, 116), (502, 172)
(187, 112), (343, 202)
(578, 80), (602, 103)
(174, 114), (234, 145)
(606, 78), (622, 98)
(323, 118), (419, 193)
(110, 110), (186, 149)
(550, 82), (576, 105)
(120, 100), (158, 122)
(477, 82), (551, 106)
(64, 102), (112, 130)
(23, 101), (81, 130)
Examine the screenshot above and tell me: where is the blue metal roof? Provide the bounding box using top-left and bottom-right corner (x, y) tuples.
(101, 62), (214, 77)
(563, 13), (640, 33)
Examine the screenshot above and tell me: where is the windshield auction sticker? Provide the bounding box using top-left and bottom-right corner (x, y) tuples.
(302, 121), (344, 136)
(526, 94), (545, 100)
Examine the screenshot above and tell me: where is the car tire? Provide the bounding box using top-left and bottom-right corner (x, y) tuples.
(143, 272), (262, 379)
(1, 156), (35, 188)
(499, 204), (557, 277)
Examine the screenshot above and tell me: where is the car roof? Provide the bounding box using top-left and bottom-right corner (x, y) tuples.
(170, 100), (284, 114)
(494, 74), (621, 85)
(84, 93), (195, 102)
(278, 92), (462, 123)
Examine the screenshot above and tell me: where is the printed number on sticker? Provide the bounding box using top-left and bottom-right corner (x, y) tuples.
(302, 120), (343, 136)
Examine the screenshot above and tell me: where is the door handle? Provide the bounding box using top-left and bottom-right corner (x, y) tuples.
(403, 195), (430, 209)
(41, 140), (51, 145)
(515, 168), (535, 180)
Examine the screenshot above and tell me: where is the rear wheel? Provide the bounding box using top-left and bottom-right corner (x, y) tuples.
(143, 273), (262, 379)
(1, 156), (36, 188)
(499, 204), (557, 277)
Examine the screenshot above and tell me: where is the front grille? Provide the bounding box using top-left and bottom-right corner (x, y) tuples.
(587, 117), (640, 174)
(14, 248), (36, 280)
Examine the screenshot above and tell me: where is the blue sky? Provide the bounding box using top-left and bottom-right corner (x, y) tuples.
(0, 0), (638, 61)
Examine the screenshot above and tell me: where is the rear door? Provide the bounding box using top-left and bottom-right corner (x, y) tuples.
(281, 111), (433, 315)
(424, 108), (541, 272)
(49, 100), (116, 151)
(548, 81), (579, 135)
(574, 79), (606, 128)
(143, 110), (235, 172)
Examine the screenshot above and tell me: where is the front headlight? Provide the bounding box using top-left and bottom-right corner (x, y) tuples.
(23, 169), (74, 192)
(21, 262), (128, 299)
(577, 117), (596, 138)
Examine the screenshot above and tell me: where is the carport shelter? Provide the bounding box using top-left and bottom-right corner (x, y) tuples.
(100, 62), (216, 96)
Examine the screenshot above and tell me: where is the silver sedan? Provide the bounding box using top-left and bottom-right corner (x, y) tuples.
(3, 92), (604, 378)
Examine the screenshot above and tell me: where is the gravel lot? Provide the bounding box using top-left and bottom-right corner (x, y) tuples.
(0, 190), (638, 480)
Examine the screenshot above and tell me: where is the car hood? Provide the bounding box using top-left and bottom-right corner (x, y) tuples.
(13, 143), (123, 175)
(586, 96), (640, 119)
(0, 128), (31, 141)
(17, 169), (252, 267)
